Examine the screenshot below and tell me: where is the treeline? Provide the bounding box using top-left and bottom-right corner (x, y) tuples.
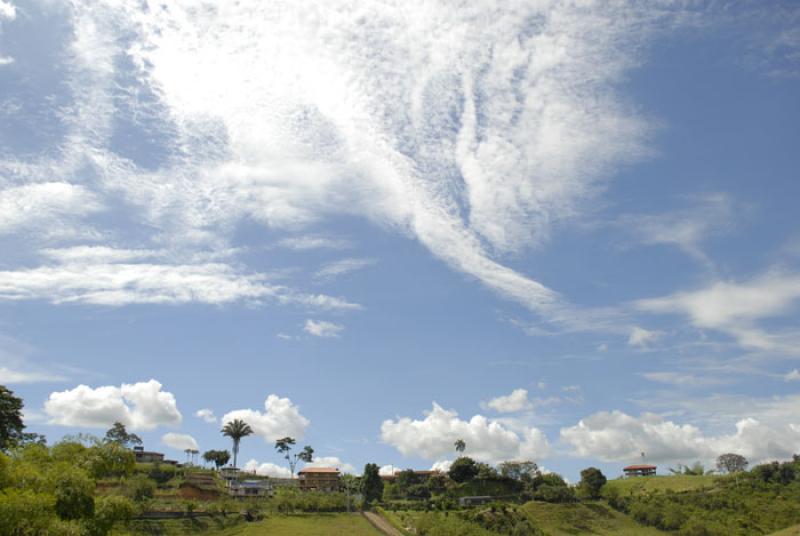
(606, 456), (800, 535)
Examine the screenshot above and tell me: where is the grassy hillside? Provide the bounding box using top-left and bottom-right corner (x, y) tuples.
(215, 513), (380, 535)
(604, 474), (718, 495)
(520, 501), (666, 535)
(769, 525), (800, 536)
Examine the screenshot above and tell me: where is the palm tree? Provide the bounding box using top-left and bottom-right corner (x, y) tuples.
(454, 438), (466, 454)
(221, 419), (254, 469)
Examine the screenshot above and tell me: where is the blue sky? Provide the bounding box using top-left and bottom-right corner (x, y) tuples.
(0, 1), (798, 481)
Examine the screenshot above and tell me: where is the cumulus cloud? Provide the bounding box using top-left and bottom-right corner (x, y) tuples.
(303, 319), (344, 338)
(430, 460), (452, 473)
(195, 408), (217, 424)
(483, 389), (533, 413)
(785, 369), (800, 381)
(306, 456), (356, 474)
(560, 405), (800, 464)
(637, 270), (800, 352)
(222, 395), (309, 442)
(381, 402), (550, 463)
(0, 1), (15, 20)
(379, 465), (401, 476)
(161, 432), (199, 452)
(44, 379), (181, 430)
(243, 459), (292, 478)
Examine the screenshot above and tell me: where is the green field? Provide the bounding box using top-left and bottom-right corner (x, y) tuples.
(770, 525), (800, 536)
(521, 501), (666, 535)
(604, 474), (718, 495)
(216, 514), (380, 535)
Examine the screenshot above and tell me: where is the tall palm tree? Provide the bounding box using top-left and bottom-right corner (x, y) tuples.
(221, 419), (254, 469)
(454, 438), (466, 454)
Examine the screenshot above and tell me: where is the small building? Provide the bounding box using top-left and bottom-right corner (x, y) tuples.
(228, 479), (273, 497)
(298, 467), (341, 492)
(624, 464), (657, 477)
(133, 446), (165, 463)
(459, 496), (494, 507)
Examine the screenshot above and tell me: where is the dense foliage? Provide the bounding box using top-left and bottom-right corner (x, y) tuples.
(606, 456), (800, 535)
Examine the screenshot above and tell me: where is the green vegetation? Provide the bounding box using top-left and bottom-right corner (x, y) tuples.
(221, 419), (253, 469)
(214, 513), (379, 535)
(520, 501), (665, 535)
(604, 474), (718, 496)
(605, 457), (800, 535)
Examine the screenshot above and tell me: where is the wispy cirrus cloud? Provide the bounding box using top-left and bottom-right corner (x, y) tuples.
(0, 0), (687, 332)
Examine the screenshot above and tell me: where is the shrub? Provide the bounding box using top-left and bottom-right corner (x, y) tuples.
(126, 474), (156, 502)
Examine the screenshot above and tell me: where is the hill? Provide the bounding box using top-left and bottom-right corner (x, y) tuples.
(604, 474), (718, 495)
(519, 501), (666, 535)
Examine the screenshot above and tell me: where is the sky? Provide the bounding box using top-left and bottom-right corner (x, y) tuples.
(0, 0), (798, 481)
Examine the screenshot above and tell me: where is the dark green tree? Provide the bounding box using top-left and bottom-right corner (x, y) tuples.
(578, 467), (607, 499)
(499, 460), (540, 482)
(103, 422), (142, 448)
(716, 453), (748, 474)
(0, 385), (25, 451)
(448, 456), (479, 483)
(202, 449), (231, 469)
(54, 468), (95, 520)
(221, 419), (253, 469)
(361, 463), (384, 505)
(274, 437), (314, 477)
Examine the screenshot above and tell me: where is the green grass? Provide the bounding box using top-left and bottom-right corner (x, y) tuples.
(770, 524), (800, 535)
(520, 501), (666, 535)
(215, 513), (380, 535)
(604, 474), (718, 495)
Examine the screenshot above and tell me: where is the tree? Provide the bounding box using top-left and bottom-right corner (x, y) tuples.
(274, 437), (314, 477)
(361, 463), (383, 505)
(54, 467), (95, 520)
(499, 461), (540, 483)
(340, 473), (361, 512)
(716, 453), (748, 474)
(221, 419), (253, 469)
(202, 449), (230, 469)
(103, 422), (142, 449)
(578, 467), (607, 499)
(0, 385), (26, 451)
(448, 456), (479, 483)
(454, 438), (466, 454)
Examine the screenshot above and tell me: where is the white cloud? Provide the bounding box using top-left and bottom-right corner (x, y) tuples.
(430, 460), (452, 473)
(619, 193), (735, 265)
(0, 366), (65, 384)
(278, 236), (352, 251)
(379, 465), (401, 476)
(640, 371), (726, 387)
(221, 394), (309, 442)
(303, 319), (344, 338)
(0, 56), (13, 66)
(561, 404), (800, 464)
(3, 0), (677, 330)
(161, 432), (199, 452)
(195, 408), (217, 424)
(484, 389), (532, 413)
(0, 253), (359, 310)
(785, 369), (800, 381)
(628, 326), (661, 348)
(381, 402), (550, 463)
(0, 1), (14, 20)
(0, 183), (103, 237)
(637, 271), (800, 352)
(44, 379), (182, 430)
(243, 459), (292, 478)
(315, 258), (376, 281)
(306, 456), (355, 474)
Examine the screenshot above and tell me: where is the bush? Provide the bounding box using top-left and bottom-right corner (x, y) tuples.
(449, 457), (479, 483)
(126, 474), (156, 502)
(54, 467), (95, 520)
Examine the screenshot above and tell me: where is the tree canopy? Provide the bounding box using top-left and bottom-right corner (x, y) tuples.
(717, 453), (748, 474)
(361, 463), (383, 504)
(221, 419), (253, 468)
(0, 386), (25, 451)
(103, 422), (142, 449)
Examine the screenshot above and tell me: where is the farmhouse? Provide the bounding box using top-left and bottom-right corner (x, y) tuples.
(298, 467), (341, 492)
(132, 445), (177, 464)
(624, 464), (657, 477)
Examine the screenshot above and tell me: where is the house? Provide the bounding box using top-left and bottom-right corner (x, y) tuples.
(133, 446), (167, 463)
(298, 467), (341, 492)
(624, 464), (657, 477)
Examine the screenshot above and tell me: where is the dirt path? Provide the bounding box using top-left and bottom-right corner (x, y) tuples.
(362, 511), (405, 536)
